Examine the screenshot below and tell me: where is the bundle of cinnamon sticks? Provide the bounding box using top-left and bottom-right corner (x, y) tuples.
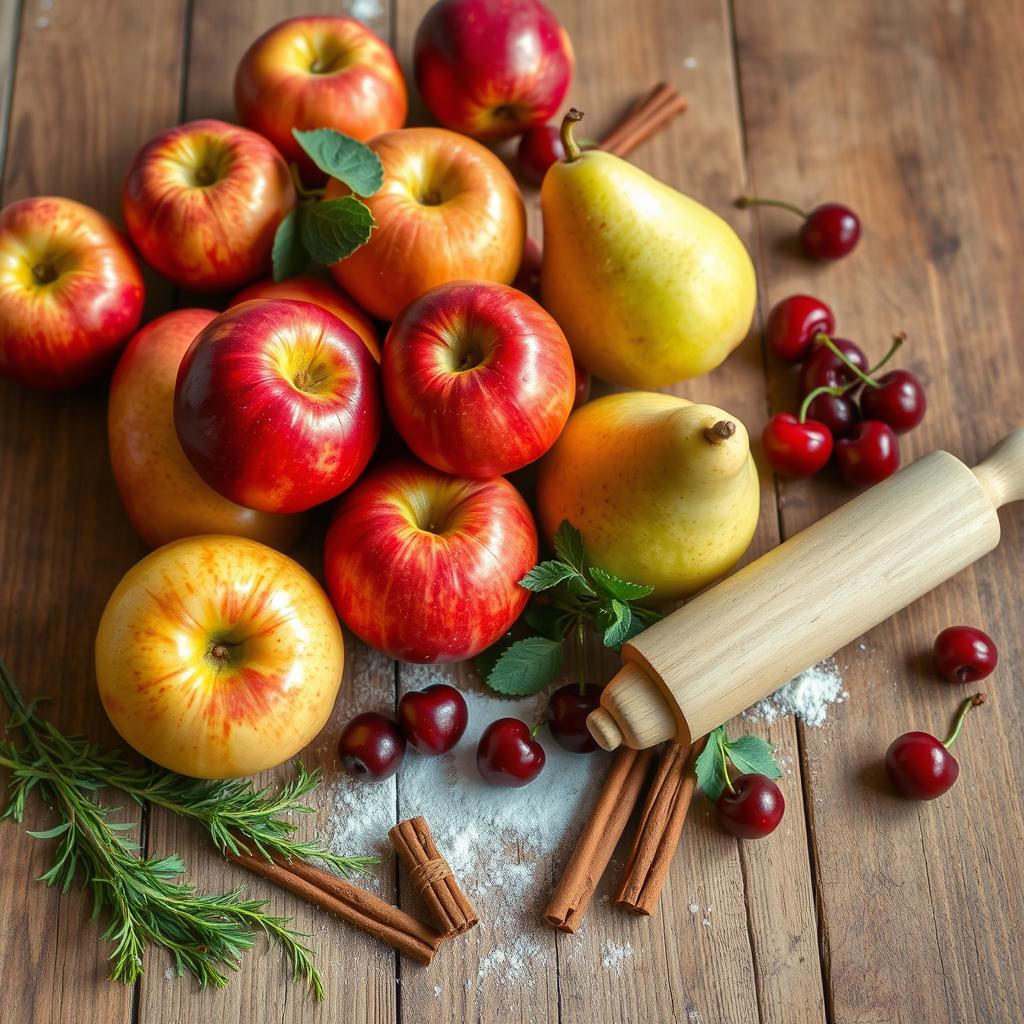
(599, 81), (688, 158)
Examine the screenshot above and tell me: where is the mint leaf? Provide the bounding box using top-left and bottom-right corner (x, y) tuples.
(519, 560), (579, 592)
(695, 726), (727, 800)
(725, 735), (783, 780)
(553, 521), (586, 573)
(292, 128), (383, 195)
(485, 637), (564, 697)
(271, 208), (306, 282)
(589, 566), (654, 602)
(601, 600), (633, 650)
(300, 198), (375, 265)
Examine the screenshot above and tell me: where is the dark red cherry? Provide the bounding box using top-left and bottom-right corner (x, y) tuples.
(799, 338), (868, 396)
(834, 420), (900, 486)
(805, 391), (860, 437)
(516, 124), (566, 186)
(338, 712), (405, 781)
(511, 236), (542, 300)
(934, 626), (998, 684)
(572, 357), (591, 409)
(762, 413), (833, 478)
(547, 684), (602, 752)
(765, 294), (836, 362)
(716, 774), (785, 839)
(799, 203), (861, 260)
(859, 369), (926, 433)
(476, 718), (546, 787)
(397, 683), (468, 756)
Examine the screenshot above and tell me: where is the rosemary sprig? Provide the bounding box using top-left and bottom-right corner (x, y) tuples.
(0, 660), (370, 997)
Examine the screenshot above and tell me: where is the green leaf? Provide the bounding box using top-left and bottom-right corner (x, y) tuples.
(485, 636), (564, 697)
(553, 520), (586, 573)
(589, 566), (655, 602)
(271, 209), (306, 283)
(300, 198), (376, 265)
(695, 726), (728, 801)
(519, 560), (580, 592)
(291, 128), (383, 195)
(26, 821), (71, 840)
(725, 735), (783, 780)
(601, 600), (635, 650)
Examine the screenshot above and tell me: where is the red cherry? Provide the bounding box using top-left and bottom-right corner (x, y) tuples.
(885, 693), (985, 799)
(934, 626), (998, 684)
(516, 124), (565, 187)
(762, 413), (833, 478)
(834, 420), (900, 486)
(476, 717), (545, 787)
(547, 684), (602, 753)
(397, 683), (468, 756)
(716, 774), (785, 839)
(805, 391), (860, 437)
(512, 236), (542, 301)
(765, 295), (835, 362)
(572, 357), (591, 409)
(338, 712), (405, 781)
(799, 203), (861, 260)
(799, 337), (868, 396)
(859, 369), (926, 433)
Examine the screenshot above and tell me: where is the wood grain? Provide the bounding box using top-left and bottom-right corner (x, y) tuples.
(733, 0), (1024, 1021)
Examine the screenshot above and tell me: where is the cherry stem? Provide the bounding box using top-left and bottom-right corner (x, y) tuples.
(560, 108), (585, 162)
(576, 618), (587, 695)
(717, 728), (735, 793)
(289, 162), (326, 200)
(798, 384), (847, 423)
(530, 714), (545, 739)
(813, 333), (879, 388)
(736, 196), (809, 219)
(943, 693), (986, 749)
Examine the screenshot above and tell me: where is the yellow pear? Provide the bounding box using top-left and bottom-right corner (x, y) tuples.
(541, 110), (756, 388)
(536, 391), (759, 602)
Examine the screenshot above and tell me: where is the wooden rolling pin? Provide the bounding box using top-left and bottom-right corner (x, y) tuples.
(587, 429), (1024, 751)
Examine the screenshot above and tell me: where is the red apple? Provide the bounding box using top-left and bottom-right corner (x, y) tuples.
(0, 196), (144, 389)
(231, 275), (380, 362)
(234, 16), (407, 180)
(382, 281), (574, 477)
(109, 308), (303, 550)
(414, 0), (574, 140)
(327, 127), (525, 321)
(174, 298), (380, 513)
(323, 458), (537, 663)
(122, 119), (295, 291)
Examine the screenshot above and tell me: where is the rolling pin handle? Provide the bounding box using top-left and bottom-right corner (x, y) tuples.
(586, 709), (623, 751)
(972, 428), (1024, 508)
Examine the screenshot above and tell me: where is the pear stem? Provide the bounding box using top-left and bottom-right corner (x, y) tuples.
(704, 420), (736, 444)
(560, 108), (585, 162)
(736, 196), (809, 219)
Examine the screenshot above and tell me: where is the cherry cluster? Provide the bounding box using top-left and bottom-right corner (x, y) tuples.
(761, 294), (927, 486)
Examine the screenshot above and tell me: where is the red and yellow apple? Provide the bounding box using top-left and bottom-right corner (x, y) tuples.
(0, 196), (144, 389)
(231, 275), (380, 362)
(109, 308), (303, 550)
(382, 280), (575, 477)
(122, 119), (295, 291)
(96, 535), (343, 778)
(174, 299), (380, 514)
(414, 0), (574, 139)
(234, 15), (406, 178)
(323, 459), (537, 663)
(327, 127), (525, 321)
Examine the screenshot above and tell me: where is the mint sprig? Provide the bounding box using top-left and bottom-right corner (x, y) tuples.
(271, 128), (383, 283)
(479, 521), (663, 698)
(695, 725), (783, 801)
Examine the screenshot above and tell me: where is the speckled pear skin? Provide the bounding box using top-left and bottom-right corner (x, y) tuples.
(536, 392), (760, 602)
(540, 149), (756, 388)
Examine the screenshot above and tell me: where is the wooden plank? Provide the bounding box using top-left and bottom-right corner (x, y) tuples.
(0, 3), (187, 1023)
(733, 0), (1024, 1020)
(136, 3), (401, 1023)
(0, 0), (20, 177)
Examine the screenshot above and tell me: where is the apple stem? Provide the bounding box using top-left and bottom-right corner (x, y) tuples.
(560, 108), (585, 162)
(31, 263), (56, 285)
(943, 693), (986, 750)
(735, 196), (809, 219)
(704, 420), (736, 444)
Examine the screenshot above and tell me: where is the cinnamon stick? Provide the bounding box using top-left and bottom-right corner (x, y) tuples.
(544, 746), (653, 933)
(226, 848), (445, 965)
(389, 816), (478, 938)
(600, 81), (689, 159)
(615, 739), (706, 916)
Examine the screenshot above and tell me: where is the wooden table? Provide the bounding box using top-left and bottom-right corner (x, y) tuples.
(1, 1), (1021, 1021)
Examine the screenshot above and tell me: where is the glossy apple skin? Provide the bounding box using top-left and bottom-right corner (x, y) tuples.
(323, 458), (538, 663)
(414, 0), (574, 140)
(234, 16), (407, 180)
(0, 196), (144, 389)
(122, 119), (296, 291)
(327, 127), (526, 321)
(174, 299), (381, 513)
(231, 275), (380, 362)
(383, 280), (574, 477)
(109, 309), (303, 550)
(95, 535), (344, 779)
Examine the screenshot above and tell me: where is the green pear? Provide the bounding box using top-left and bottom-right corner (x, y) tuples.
(535, 391), (760, 603)
(541, 109), (756, 388)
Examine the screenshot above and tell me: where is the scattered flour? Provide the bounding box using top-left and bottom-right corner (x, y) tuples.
(743, 657), (848, 727)
(163, 966), (176, 981)
(600, 941), (633, 970)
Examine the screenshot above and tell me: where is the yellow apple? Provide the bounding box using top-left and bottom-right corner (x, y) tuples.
(95, 535), (343, 778)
